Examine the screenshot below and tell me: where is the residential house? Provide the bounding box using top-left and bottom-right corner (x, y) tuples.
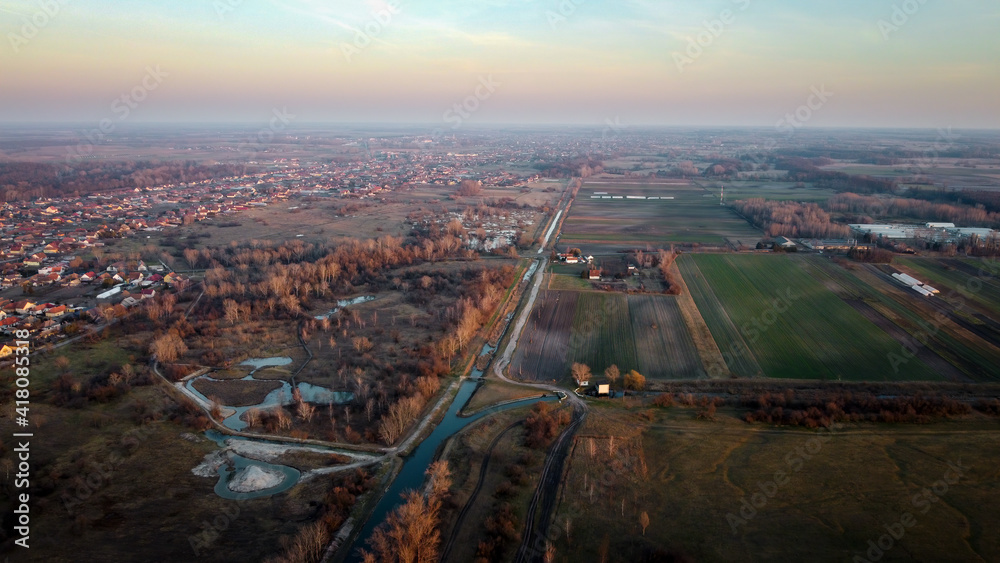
(45, 305), (68, 319)
(0, 317), (20, 333)
(13, 300), (35, 314)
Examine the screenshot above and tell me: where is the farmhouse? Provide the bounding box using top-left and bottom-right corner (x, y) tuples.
(588, 269), (602, 280)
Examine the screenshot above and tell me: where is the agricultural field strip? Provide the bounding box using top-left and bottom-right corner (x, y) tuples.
(560, 182), (762, 248)
(628, 295), (704, 379)
(670, 262), (729, 378)
(677, 256), (761, 377)
(570, 293), (639, 376)
(510, 290), (705, 380)
(509, 290), (578, 381)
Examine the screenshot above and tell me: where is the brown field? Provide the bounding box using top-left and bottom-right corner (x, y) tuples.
(510, 289), (704, 383)
(628, 295), (705, 379)
(510, 290), (579, 382)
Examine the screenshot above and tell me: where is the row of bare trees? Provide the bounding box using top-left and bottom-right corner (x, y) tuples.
(733, 198), (851, 239)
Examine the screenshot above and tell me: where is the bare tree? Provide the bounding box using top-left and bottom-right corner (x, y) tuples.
(245, 408), (261, 429)
(571, 362), (592, 387)
(604, 364), (620, 389)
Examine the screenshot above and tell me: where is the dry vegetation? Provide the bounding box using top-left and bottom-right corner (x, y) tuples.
(549, 402), (1000, 563)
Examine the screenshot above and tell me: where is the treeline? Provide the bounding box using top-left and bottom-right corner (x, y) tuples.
(0, 160), (253, 201)
(847, 247), (895, 263)
(741, 391), (973, 427)
(777, 157), (899, 194)
(828, 193), (1000, 228)
(50, 363), (151, 408)
(733, 198), (851, 239)
(911, 188), (1000, 214)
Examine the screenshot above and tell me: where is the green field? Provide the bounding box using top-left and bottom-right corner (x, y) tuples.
(897, 257), (1000, 313)
(559, 182), (762, 251)
(681, 254), (942, 381)
(548, 273), (593, 291)
(800, 258), (1000, 382)
(678, 257), (762, 378)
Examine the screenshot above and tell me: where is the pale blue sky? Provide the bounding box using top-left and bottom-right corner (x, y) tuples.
(1, 0), (998, 127)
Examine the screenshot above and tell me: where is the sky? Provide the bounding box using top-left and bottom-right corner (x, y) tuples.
(1, 0), (998, 129)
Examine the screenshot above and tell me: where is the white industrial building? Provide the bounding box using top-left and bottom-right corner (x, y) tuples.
(850, 223), (996, 242)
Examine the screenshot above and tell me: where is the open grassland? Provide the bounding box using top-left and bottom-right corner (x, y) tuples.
(510, 290), (704, 382)
(547, 272), (593, 291)
(684, 254), (942, 381)
(440, 406), (546, 563)
(463, 379), (548, 414)
(551, 405), (1000, 563)
(558, 181), (761, 252)
(191, 377), (281, 406)
(171, 182), (562, 252)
